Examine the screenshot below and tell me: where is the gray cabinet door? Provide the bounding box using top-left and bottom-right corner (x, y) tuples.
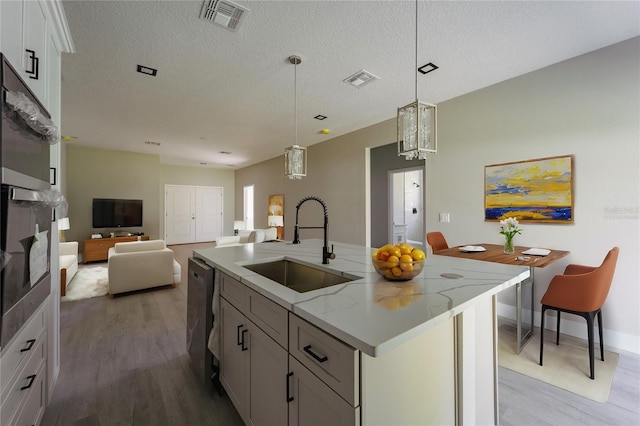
(220, 298), (248, 421)
(247, 324), (288, 426)
(288, 356), (358, 426)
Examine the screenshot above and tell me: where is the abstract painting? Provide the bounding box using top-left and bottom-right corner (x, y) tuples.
(485, 155), (574, 223)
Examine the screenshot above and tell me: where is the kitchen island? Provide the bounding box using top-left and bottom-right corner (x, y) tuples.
(194, 239), (529, 425)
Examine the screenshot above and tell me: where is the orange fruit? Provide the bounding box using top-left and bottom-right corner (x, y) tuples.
(398, 243), (413, 255)
(389, 246), (402, 258)
(411, 249), (426, 261)
(378, 251), (390, 261)
(400, 262), (414, 272)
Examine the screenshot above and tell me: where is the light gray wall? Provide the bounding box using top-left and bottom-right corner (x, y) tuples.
(234, 38), (639, 352)
(235, 119), (396, 244)
(426, 37), (639, 351)
(65, 145), (235, 254)
(159, 164), (235, 239)
(66, 146), (160, 252)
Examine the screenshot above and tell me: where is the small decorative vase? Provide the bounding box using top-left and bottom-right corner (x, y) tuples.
(504, 238), (515, 254)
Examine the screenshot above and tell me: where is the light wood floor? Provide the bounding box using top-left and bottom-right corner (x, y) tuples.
(42, 243), (640, 425)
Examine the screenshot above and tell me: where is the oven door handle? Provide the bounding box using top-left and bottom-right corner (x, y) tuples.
(11, 187), (46, 202)
(4, 90), (58, 144)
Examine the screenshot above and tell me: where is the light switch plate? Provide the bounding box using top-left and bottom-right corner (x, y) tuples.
(439, 213), (450, 223)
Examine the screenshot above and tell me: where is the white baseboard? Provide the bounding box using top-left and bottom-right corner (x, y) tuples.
(497, 302), (640, 355)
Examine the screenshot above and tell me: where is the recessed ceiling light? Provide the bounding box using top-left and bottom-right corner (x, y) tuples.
(418, 62), (438, 75)
(137, 65), (158, 76)
(343, 69), (378, 88)
(314, 115), (327, 121)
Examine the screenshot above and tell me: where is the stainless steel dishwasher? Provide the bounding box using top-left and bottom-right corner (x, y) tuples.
(186, 257), (214, 386)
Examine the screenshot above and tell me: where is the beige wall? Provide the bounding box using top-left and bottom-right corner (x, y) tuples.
(66, 146), (160, 248)
(159, 164), (235, 235)
(235, 38), (640, 352)
(235, 119), (395, 243)
(65, 145), (235, 254)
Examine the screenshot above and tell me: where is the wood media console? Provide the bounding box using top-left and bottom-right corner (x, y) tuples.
(83, 236), (149, 263)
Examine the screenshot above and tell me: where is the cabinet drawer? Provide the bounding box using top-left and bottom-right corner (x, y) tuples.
(0, 335), (46, 426)
(245, 288), (288, 349)
(13, 360), (46, 426)
(220, 273), (245, 310)
(289, 314), (359, 406)
(0, 305), (46, 399)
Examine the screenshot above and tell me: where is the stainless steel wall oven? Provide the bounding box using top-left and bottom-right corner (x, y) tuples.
(1, 53), (56, 349)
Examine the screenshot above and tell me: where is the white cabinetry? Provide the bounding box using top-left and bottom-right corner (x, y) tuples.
(217, 270), (461, 426)
(219, 272), (360, 425)
(0, 0), (49, 107)
(288, 356), (357, 426)
(219, 274), (289, 425)
(0, 302), (48, 426)
(0, 0), (73, 413)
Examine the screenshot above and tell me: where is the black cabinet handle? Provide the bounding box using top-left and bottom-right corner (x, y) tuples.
(241, 329), (248, 351)
(25, 49), (39, 80)
(20, 339), (36, 352)
(236, 325), (243, 346)
(303, 345), (328, 363)
(286, 372), (294, 402)
(21, 374), (36, 390)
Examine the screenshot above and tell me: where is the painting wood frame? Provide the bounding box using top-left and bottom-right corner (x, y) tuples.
(484, 154), (574, 223)
(268, 194), (284, 239)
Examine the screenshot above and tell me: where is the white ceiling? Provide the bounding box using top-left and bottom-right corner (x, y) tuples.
(60, 0), (640, 170)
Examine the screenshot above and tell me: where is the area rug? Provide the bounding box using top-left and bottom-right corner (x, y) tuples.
(61, 265), (108, 302)
(498, 323), (618, 403)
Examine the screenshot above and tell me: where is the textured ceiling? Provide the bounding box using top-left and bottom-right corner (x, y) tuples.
(60, 0), (640, 169)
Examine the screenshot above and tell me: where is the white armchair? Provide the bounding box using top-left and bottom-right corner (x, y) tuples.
(59, 241), (78, 297)
(107, 240), (181, 296)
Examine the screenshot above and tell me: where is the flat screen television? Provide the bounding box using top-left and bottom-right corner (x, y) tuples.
(92, 198), (143, 228)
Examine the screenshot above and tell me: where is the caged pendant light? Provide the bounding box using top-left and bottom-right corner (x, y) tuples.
(284, 55), (307, 179)
(397, 0), (437, 160)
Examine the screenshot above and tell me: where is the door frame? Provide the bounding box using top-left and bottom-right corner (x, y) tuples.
(387, 166), (425, 249)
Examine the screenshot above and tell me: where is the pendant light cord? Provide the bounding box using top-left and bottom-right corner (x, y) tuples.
(415, 0), (418, 100)
(294, 60), (298, 145)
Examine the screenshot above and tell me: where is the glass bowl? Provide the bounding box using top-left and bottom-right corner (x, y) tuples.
(372, 257), (425, 281)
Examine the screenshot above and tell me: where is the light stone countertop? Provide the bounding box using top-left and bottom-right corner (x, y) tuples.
(194, 239), (530, 357)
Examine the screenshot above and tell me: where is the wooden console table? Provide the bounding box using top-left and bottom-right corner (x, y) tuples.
(83, 236), (149, 263)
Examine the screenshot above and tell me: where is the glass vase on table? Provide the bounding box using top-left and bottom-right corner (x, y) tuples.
(504, 238), (515, 254)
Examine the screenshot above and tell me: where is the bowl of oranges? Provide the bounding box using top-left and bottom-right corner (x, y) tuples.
(372, 243), (426, 281)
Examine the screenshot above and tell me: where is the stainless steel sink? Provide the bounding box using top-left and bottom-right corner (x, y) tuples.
(244, 259), (360, 293)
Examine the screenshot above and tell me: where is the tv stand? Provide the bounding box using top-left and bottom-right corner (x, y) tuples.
(83, 235), (149, 263)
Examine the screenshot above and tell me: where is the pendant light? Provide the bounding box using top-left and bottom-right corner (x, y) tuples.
(284, 55), (307, 179)
(397, 0), (437, 159)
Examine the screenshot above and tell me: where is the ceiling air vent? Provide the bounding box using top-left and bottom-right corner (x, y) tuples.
(343, 69), (379, 88)
(200, 0), (249, 32)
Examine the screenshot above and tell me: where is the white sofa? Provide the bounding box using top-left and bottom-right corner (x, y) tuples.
(107, 239), (181, 296)
(59, 241), (79, 297)
(215, 227), (279, 247)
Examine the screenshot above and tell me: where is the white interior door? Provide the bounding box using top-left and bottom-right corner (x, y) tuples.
(165, 185), (196, 244)
(195, 186), (223, 242)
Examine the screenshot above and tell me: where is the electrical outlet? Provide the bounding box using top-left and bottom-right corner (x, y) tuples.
(439, 213), (450, 223)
